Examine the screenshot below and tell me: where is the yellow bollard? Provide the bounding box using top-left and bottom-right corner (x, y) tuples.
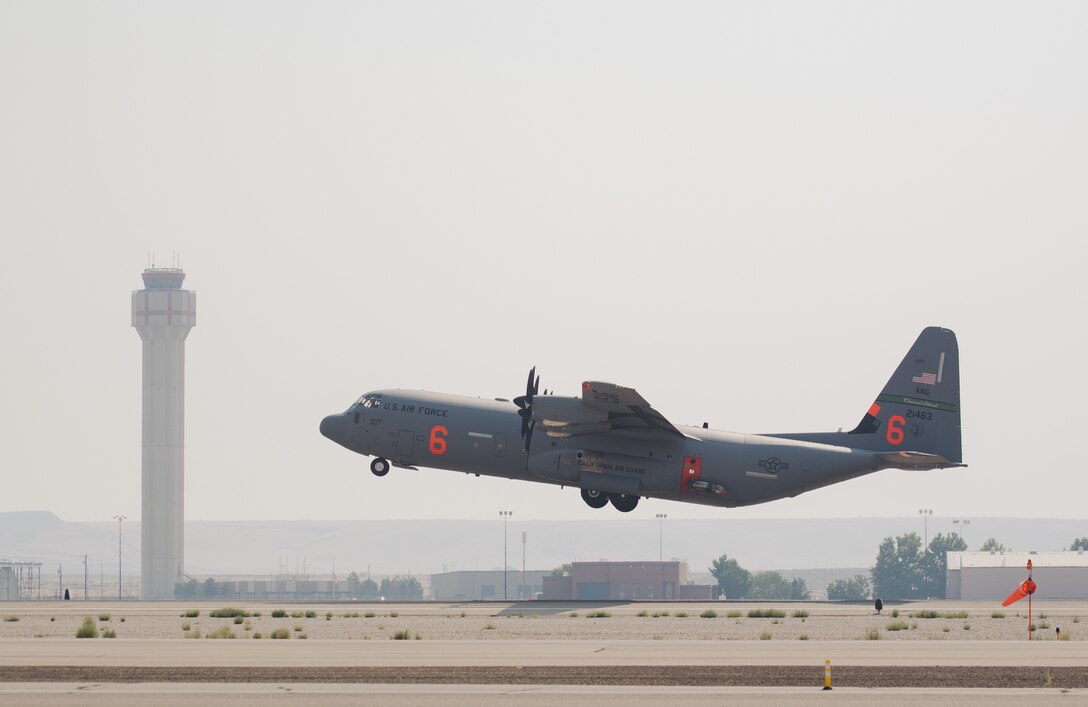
(823, 659), (832, 690)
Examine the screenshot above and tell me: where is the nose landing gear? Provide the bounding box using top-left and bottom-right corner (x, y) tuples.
(370, 458), (390, 477)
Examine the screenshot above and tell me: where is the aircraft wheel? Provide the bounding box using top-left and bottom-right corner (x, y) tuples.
(581, 488), (608, 509)
(370, 458), (390, 477)
(609, 493), (639, 513)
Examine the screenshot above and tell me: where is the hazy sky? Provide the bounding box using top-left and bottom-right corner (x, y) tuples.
(2, 1), (1085, 525)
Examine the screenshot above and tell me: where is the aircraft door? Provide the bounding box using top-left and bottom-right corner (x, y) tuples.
(397, 430), (415, 459)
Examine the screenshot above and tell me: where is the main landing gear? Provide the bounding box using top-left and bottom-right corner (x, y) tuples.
(581, 488), (639, 513)
(370, 458), (390, 477)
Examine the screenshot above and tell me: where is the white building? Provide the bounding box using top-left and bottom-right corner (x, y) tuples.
(946, 551), (1088, 600)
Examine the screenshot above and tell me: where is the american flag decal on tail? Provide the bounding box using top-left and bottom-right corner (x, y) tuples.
(912, 372), (937, 385)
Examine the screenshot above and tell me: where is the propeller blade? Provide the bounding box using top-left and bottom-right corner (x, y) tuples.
(524, 420), (534, 452)
(526, 367), (536, 399)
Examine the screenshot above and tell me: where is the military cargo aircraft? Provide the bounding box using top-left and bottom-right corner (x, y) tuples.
(320, 327), (962, 512)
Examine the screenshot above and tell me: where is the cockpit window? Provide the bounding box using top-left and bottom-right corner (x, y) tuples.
(354, 393), (383, 409)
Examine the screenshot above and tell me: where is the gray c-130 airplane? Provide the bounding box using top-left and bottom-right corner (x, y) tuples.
(320, 327), (963, 512)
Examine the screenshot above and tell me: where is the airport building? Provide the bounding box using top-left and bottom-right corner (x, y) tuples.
(946, 551), (1088, 600)
(431, 570), (550, 601)
(132, 265), (196, 599)
(542, 561), (716, 601)
(0, 560), (42, 600)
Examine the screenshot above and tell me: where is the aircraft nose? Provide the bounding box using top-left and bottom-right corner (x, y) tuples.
(320, 413), (352, 449)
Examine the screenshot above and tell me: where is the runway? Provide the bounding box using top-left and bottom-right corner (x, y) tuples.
(2, 601), (1086, 703)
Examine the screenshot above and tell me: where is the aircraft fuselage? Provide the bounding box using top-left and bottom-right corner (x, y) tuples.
(321, 388), (885, 509)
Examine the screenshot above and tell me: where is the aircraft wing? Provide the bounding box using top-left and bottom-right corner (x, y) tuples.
(531, 381), (687, 439)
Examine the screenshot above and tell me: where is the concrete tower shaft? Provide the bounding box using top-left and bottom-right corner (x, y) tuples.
(132, 267), (195, 600)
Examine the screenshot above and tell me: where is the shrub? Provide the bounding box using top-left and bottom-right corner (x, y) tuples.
(76, 618), (98, 638)
(392, 629), (412, 640)
(1038, 622), (1050, 630)
(326, 612), (333, 621)
(98, 613), (111, 622)
(252, 632), (263, 639)
(102, 629), (117, 638)
(674, 611), (688, 618)
(181, 622), (191, 631)
(389, 611), (399, 618)
(364, 611), (376, 618)
(290, 611), (304, 619)
(652, 611), (669, 618)
(747, 609), (786, 619)
(637, 610), (649, 617)
(233, 616), (244, 625)
(992, 611), (1006, 619)
(3, 616), (18, 622)
(963, 624), (971, 631)
(798, 634), (809, 640)
(304, 610), (317, 619)
(209, 608), (249, 618)
(207, 626), (236, 639)
(910, 610), (940, 619)
(792, 610), (810, 619)
(483, 623), (495, 630)
(296, 633), (308, 639)
(759, 632), (772, 640)
(700, 610), (718, 619)
(886, 620), (909, 631)
(186, 629), (202, 639)
(271, 609), (287, 618)
(270, 628), (290, 639)
(183, 610), (200, 618)
(586, 610), (611, 618)
(726, 610), (742, 618)
(293, 625), (303, 632)
(864, 629), (881, 640)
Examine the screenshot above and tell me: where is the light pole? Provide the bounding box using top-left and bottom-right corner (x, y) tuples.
(521, 531), (527, 600)
(113, 515), (126, 601)
(919, 509), (933, 552)
(499, 511), (512, 600)
(656, 514), (667, 562)
(953, 519), (970, 549)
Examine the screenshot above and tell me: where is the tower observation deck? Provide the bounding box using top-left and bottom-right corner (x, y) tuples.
(131, 267), (195, 599)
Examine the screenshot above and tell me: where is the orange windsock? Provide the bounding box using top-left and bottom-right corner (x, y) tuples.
(1002, 579), (1037, 607)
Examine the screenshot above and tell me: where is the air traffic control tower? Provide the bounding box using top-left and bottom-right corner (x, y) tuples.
(132, 267), (195, 599)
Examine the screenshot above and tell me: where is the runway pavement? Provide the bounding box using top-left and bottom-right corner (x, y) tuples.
(2, 600), (1087, 703)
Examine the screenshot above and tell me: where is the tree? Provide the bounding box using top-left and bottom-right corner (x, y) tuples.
(747, 571), (792, 600)
(176, 578), (198, 599)
(551, 563), (572, 576)
(358, 578), (378, 600)
(920, 532), (968, 599)
(1070, 537), (1088, 551)
(826, 574), (871, 600)
(790, 577), (810, 600)
(871, 532), (923, 600)
(709, 554), (750, 599)
(379, 575), (422, 600)
(979, 537), (1006, 552)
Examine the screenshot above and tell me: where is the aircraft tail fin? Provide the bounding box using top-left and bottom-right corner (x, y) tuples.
(848, 326), (962, 465)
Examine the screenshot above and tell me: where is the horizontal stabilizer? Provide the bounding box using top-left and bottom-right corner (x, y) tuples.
(876, 451), (965, 470)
